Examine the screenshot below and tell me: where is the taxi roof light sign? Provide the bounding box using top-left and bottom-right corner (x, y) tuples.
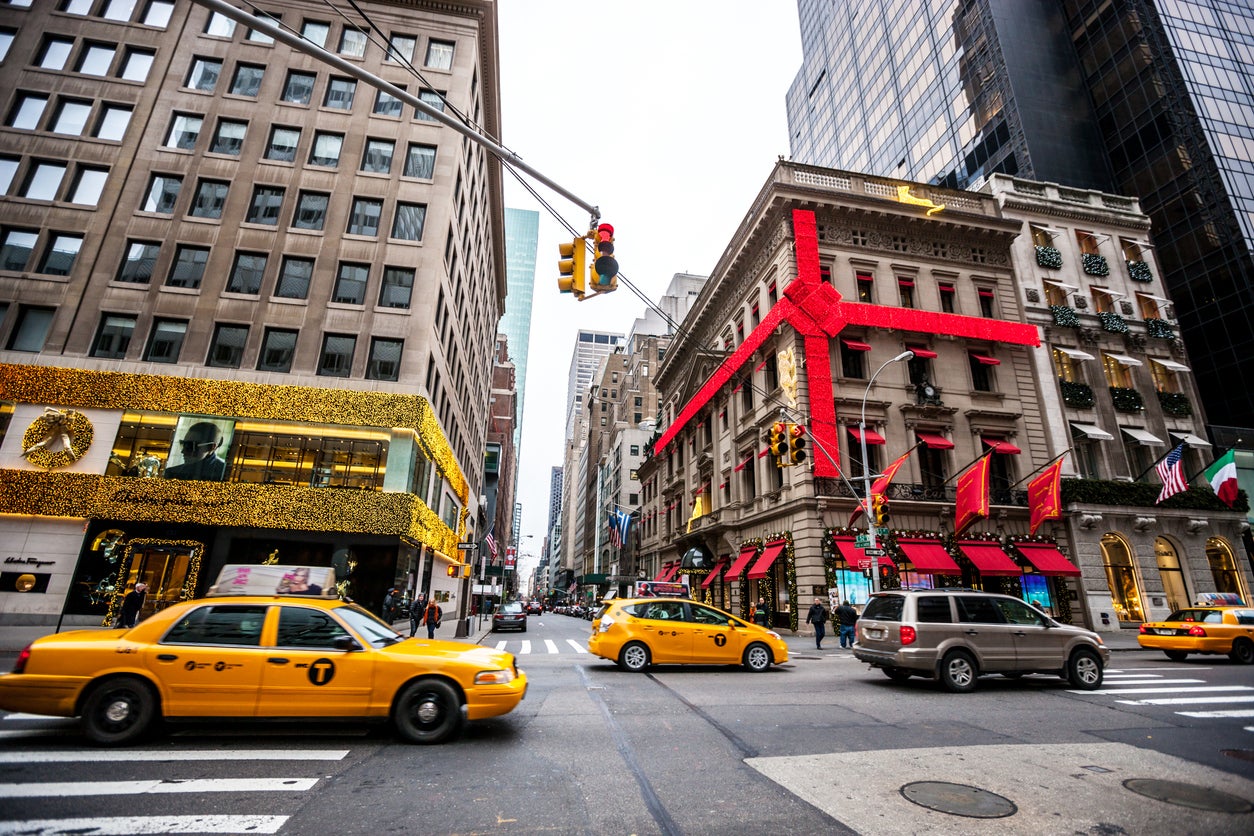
(208, 564), (339, 598)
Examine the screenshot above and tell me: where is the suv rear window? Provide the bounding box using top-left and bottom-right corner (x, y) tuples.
(862, 594), (904, 622)
(916, 596), (953, 623)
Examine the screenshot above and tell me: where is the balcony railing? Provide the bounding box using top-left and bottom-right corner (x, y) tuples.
(813, 478), (1027, 507)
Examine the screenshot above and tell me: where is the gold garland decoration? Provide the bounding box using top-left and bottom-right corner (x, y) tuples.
(21, 408), (93, 469)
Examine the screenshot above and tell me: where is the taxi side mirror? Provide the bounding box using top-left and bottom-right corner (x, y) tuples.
(727, 620), (737, 629)
(334, 635), (362, 652)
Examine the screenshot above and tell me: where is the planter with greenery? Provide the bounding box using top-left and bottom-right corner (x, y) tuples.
(1109, 386), (1144, 412)
(1062, 479), (1247, 512)
(1083, 252), (1109, 277)
(1036, 245), (1062, 269)
(1158, 391), (1192, 416)
(1060, 380), (1095, 408)
(1050, 305), (1079, 327)
(1127, 260), (1153, 282)
(1145, 318), (1175, 339)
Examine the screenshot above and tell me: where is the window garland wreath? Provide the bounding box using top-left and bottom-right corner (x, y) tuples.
(21, 408), (94, 469)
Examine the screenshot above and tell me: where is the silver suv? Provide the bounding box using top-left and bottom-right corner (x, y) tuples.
(853, 588), (1109, 692)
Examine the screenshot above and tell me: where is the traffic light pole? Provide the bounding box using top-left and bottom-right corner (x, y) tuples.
(860, 351), (914, 592)
(189, 0), (601, 226)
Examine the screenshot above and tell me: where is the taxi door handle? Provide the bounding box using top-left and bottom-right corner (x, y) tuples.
(964, 629), (979, 635)
(267, 657), (290, 665)
(157, 654), (178, 662)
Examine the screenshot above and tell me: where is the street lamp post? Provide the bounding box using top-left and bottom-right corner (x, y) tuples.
(860, 350), (914, 592)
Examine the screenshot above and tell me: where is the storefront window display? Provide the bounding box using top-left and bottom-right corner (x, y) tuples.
(1154, 537), (1191, 612)
(1101, 532), (1145, 623)
(829, 566), (874, 607)
(1205, 538), (1247, 602)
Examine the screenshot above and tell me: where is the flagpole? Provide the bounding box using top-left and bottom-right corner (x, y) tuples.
(1134, 444), (1178, 482)
(1009, 448), (1072, 489)
(941, 447), (995, 487)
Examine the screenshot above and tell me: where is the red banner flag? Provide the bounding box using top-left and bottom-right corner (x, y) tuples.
(849, 446), (917, 526)
(955, 454), (991, 537)
(1028, 459), (1064, 535)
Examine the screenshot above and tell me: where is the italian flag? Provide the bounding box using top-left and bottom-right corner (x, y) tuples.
(1204, 450), (1239, 508)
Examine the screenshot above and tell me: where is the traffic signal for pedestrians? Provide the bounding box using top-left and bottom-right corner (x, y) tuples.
(768, 421), (788, 467)
(787, 423), (807, 466)
(558, 236), (587, 300)
(872, 494), (890, 527)
(591, 223), (618, 293)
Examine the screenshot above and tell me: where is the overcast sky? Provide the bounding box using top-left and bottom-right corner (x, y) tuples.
(495, 1), (803, 583)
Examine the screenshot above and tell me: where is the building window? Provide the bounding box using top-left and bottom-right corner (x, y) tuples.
(37, 37), (74, 71)
(164, 114), (203, 149)
(69, 165), (107, 205)
(21, 161), (66, 201)
(281, 71), (315, 105)
(300, 20), (329, 48)
(323, 77), (355, 109)
(969, 352), (996, 392)
(226, 251), (266, 294)
(229, 63), (264, 97)
(292, 191), (328, 230)
(209, 119), (246, 155)
(361, 139), (394, 173)
(119, 48), (154, 81)
(185, 57), (222, 91)
(978, 287), (995, 317)
(856, 271), (873, 303)
(425, 39), (454, 70)
(0, 28), (11, 62)
(7, 306), (53, 352)
(414, 89), (445, 120)
(1091, 286), (1115, 314)
(141, 1), (175, 27)
(189, 178), (229, 218)
(204, 11), (236, 37)
(338, 28), (366, 57)
(144, 318), (187, 363)
(246, 185), (284, 224)
(116, 240), (158, 283)
(94, 104), (132, 140)
(206, 323), (247, 368)
(333, 262), (368, 304)
(366, 337), (402, 381)
(386, 34), (416, 63)
(840, 341), (867, 379)
(1150, 360), (1181, 394)
(390, 203), (426, 241)
(1102, 353), (1136, 388)
(378, 266), (414, 309)
(939, 282), (956, 313)
(907, 352), (933, 386)
(403, 143), (436, 178)
(318, 333), (356, 377)
(275, 256), (313, 299)
(245, 11), (279, 44)
(898, 278), (915, 308)
(36, 233), (83, 275)
(258, 328), (297, 372)
(48, 98), (89, 135)
(90, 313), (135, 359)
(165, 245), (209, 289)
(0, 228), (37, 271)
(0, 156), (15, 193)
(143, 174), (181, 213)
(308, 132), (342, 167)
(264, 126), (300, 162)
(346, 198), (382, 236)
(76, 43), (117, 76)
(374, 88), (404, 117)
(7, 93), (48, 130)
(1052, 348), (1083, 383)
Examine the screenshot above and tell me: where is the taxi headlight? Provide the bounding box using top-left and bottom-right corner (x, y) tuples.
(598, 615), (615, 633)
(474, 669), (515, 685)
(767, 631), (782, 641)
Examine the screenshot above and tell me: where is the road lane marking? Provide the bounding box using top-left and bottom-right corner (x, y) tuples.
(0, 815), (287, 834)
(565, 639), (588, 653)
(0, 749), (349, 763)
(520, 640), (532, 654)
(1079, 684), (1240, 694)
(1117, 695), (1254, 706)
(1, 713), (68, 721)
(1089, 678), (1203, 684)
(1177, 710), (1254, 718)
(0, 777), (318, 797)
(544, 639), (558, 653)
(495, 641), (507, 650)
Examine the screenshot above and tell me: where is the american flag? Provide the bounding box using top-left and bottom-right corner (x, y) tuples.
(484, 524), (498, 560)
(609, 509), (632, 550)
(1155, 443), (1189, 504)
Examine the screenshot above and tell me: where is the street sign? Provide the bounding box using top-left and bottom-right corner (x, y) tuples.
(857, 557), (871, 569)
(854, 534), (870, 548)
(863, 548), (885, 557)
(875, 527), (890, 537)
(457, 543), (478, 550)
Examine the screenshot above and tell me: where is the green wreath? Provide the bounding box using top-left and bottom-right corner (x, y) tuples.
(21, 409), (94, 469)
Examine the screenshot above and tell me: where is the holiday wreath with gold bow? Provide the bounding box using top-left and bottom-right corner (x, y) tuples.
(21, 407), (94, 469)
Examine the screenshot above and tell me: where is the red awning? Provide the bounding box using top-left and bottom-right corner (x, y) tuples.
(833, 537), (896, 569)
(970, 353), (1001, 365)
(747, 540), (787, 579)
(898, 279), (915, 288)
(983, 437), (1021, 455)
(848, 427), (886, 445)
(916, 432), (954, 449)
(956, 541), (1022, 576)
(724, 545), (758, 579)
(1016, 543), (1082, 577)
(652, 563), (671, 581)
(907, 346), (938, 359)
(660, 563), (680, 582)
(841, 337), (871, 352)
(897, 538), (961, 575)
(701, 560), (728, 589)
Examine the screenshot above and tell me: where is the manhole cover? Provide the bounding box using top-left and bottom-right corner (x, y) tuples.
(1222, 749), (1254, 763)
(900, 781), (1017, 818)
(1123, 778), (1253, 814)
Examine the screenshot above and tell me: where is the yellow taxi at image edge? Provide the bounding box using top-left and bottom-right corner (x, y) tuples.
(589, 597), (789, 672)
(1136, 605), (1254, 663)
(0, 593), (526, 746)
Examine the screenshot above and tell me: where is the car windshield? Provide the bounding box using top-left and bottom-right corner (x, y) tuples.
(336, 603), (402, 647)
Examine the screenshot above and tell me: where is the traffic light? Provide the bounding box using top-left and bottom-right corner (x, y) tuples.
(591, 223), (618, 293)
(872, 494), (890, 527)
(557, 236), (587, 300)
(767, 421), (788, 467)
(787, 423), (807, 466)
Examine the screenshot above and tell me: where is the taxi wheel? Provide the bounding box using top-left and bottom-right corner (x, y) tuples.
(1230, 639), (1254, 665)
(393, 679), (463, 744)
(81, 675), (158, 746)
(1067, 648), (1103, 690)
(618, 641), (650, 673)
(938, 650), (978, 693)
(743, 643), (772, 672)
(1164, 650), (1188, 662)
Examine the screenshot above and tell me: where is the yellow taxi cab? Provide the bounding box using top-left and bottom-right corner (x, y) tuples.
(0, 565), (526, 745)
(1137, 604), (1254, 663)
(588, 596), (789, 672)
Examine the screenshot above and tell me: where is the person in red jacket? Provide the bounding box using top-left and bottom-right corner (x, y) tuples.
(421, 598), (443, 639)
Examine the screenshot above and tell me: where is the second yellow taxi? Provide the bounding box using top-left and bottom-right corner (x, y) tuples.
(588, 597), (789, 672)
(1137, 604), (1254, 663)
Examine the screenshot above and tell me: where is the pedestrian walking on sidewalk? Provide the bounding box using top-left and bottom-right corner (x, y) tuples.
(409, 593), (427, 637)
(835, 600), (858, 648)
(752, 597), (770, 627)
(806, 597), (829, 649)
(118, 582), (147, 628)
(421, 598), (443, 639)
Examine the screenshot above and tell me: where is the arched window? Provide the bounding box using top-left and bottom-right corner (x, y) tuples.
(1205, 538), (1247, 602)
(1153, 537), (1190, 613)
(1101, 532), (1144, 623)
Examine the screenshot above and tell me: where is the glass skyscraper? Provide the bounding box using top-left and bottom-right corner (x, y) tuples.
(503, 207), (539, 449)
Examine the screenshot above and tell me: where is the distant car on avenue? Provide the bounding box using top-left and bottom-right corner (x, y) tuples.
(492, 601), (528, 632)
(0, 565), (527, 746)
(525, 601), (543, 615)
(1137, 605), (1254, 663)
(588, 597), (788, 672)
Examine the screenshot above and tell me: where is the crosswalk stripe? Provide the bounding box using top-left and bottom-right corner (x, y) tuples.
(1, 713), (68, 721)
(1081, 685), (1250, 695)
(0, 815), (287, 834)
(1176, 710), (1254, 718)
(0, 749), (349, 764)
(544, 639), (558, 654)
(1117, 695), (1254, 706)
(520, 640), (532, 654)
(565, 639), (588, 654)
(1090, 678), (1203, 685)
(0, 778), (318, 797)
(495, 640), (507, 651)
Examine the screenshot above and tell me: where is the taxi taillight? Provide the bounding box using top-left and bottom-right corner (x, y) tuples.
(1138, 624), (1150, 634)
(1188, 625), (1207, 637)
(12, 645), (30, 674)
(900, 626), (917, 646)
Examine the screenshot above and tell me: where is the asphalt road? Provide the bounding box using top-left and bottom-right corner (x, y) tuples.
(0, 613), (1251, 835)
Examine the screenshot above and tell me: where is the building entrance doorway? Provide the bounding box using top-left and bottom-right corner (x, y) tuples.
(110, 539), (203, 625)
